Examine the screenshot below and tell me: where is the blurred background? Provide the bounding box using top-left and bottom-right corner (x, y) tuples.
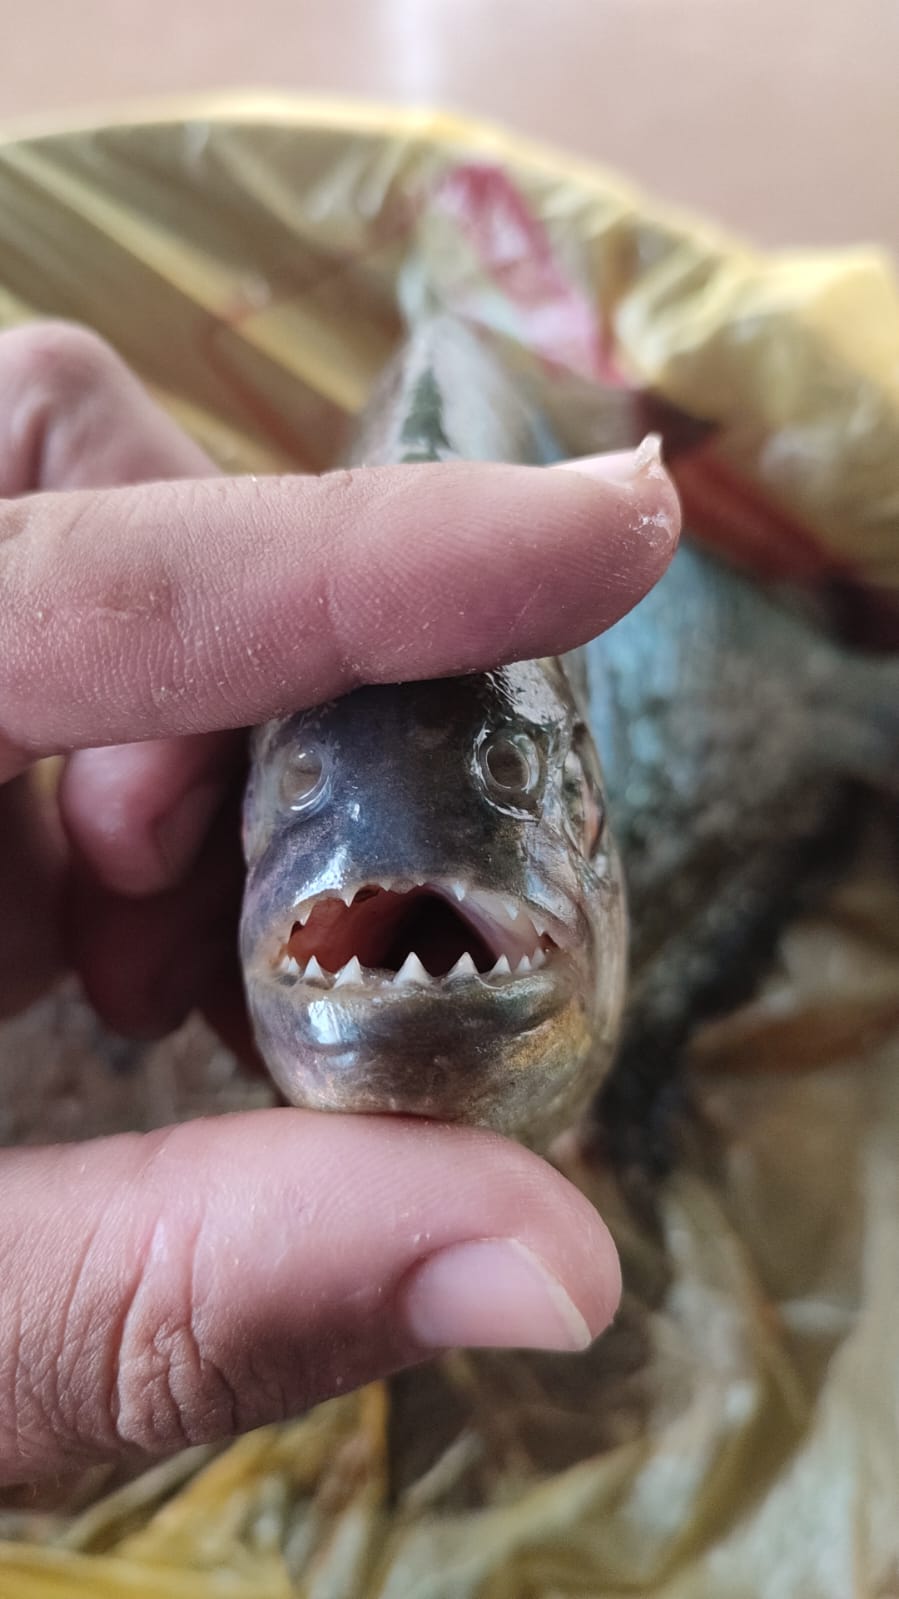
(4, 0), (897, 254)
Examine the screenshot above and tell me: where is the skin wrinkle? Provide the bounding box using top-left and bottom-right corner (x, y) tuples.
(3, 1161), (156, 1471)
(165, 1237), (244, 1450)
(6, 1233), (90, 1471)
(185, 1201), (302, 1442)
(143, 1125), (303, 1439)
(318, 517), (371, 695)
(117, 1214), (205, 1454)
(5, 1224), (65, 1469)
(323, 478), (502, 674)
(285, 470), (631, 686)
(172, 477), (296, 726)
(0, 505), (142, 760)
(234, 468), (383, 705)
(124, 1186), (258, 1449)
(103, 1233), (155, 1438)
(100, 1127), (226, 1452)
(95, 1180), (182, 1450)
(43, 1214), (108, 1451)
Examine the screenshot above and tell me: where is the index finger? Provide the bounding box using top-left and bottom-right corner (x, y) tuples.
(0, 450), (679, 776)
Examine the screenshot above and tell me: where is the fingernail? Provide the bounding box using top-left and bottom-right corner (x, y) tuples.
(401, 1239), (594, 1353)
(553, 433), (664, 487)
(155, 782), (222, 881)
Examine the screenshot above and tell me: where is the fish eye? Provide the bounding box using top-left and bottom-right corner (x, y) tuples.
(280, 744), (330, 814)
(478, 730), (541, 806)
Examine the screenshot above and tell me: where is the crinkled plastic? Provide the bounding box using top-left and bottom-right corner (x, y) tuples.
(0, 95), (897, 1598)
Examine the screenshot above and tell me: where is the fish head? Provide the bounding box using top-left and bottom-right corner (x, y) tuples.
(239, 662), (627, 1146)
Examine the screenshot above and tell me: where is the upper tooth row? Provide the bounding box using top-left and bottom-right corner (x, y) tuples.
(291, 882), (543, 930)
(277, 948), (547, 986)
(292, 879), (468, 920)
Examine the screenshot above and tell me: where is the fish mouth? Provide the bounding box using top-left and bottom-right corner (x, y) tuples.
(266, 879), (572, 995)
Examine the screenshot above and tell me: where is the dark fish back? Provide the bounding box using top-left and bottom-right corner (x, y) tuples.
(583, 539), (899, 1180)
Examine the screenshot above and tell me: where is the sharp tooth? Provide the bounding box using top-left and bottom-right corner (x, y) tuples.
(489, 954), (512, 979)
(282, 955), (301, 977)
(295, 906), (313, 927)
(450, 881), (466, 902)
(334, 955), (363, 987)
(446, 952), (478, 981)
(304, 955), (328, 984)
(341, 888), (356, 907)
(504, 899), (520, 921)
(531, 948), (546, 970)
(515, 954), (532, 974)
(394, 951), (430, 985)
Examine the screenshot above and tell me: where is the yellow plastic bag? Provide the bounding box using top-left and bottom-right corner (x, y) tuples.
(0, 95), (897, 1597)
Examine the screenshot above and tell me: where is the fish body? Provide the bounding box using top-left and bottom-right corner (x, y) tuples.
(240, 318), (899, 1152)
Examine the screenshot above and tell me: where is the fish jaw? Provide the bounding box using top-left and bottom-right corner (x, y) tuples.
(243, 955), (602, 1148)
(240, 870), (626, 1146)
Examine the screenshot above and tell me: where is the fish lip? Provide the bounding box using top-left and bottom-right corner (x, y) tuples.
(248, 876), (584, 999)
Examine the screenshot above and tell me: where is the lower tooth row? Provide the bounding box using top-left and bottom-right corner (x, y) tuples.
(277, 948), (547, 986)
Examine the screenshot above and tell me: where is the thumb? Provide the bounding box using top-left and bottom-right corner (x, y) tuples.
(0, 1110), (619, 1484)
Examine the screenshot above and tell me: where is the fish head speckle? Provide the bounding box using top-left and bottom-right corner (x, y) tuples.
(239, 661), (627, 1145)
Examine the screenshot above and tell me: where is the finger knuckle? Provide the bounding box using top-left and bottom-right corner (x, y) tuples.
(304, 467), (384, 692)
(106, 1224), (236, 1453)
(0, 1184), (257, 1474)
(107, 1201), (287, 1457)
(114, 1312), (241, 1455)
(1, 1218), (243, 1467)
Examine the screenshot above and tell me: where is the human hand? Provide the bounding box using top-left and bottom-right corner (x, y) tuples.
(0, 322), (680, 1484)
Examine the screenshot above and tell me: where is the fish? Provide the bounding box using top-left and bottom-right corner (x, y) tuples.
(240, 316), (899, 1158)
(239, 319), (628, 1149)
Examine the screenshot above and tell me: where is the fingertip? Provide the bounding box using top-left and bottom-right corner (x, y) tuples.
(61, 746), (160, 897)
(295, 1116), (622, 1352)
(61, 735), (242, 898)
(553, 436), (682, 569)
